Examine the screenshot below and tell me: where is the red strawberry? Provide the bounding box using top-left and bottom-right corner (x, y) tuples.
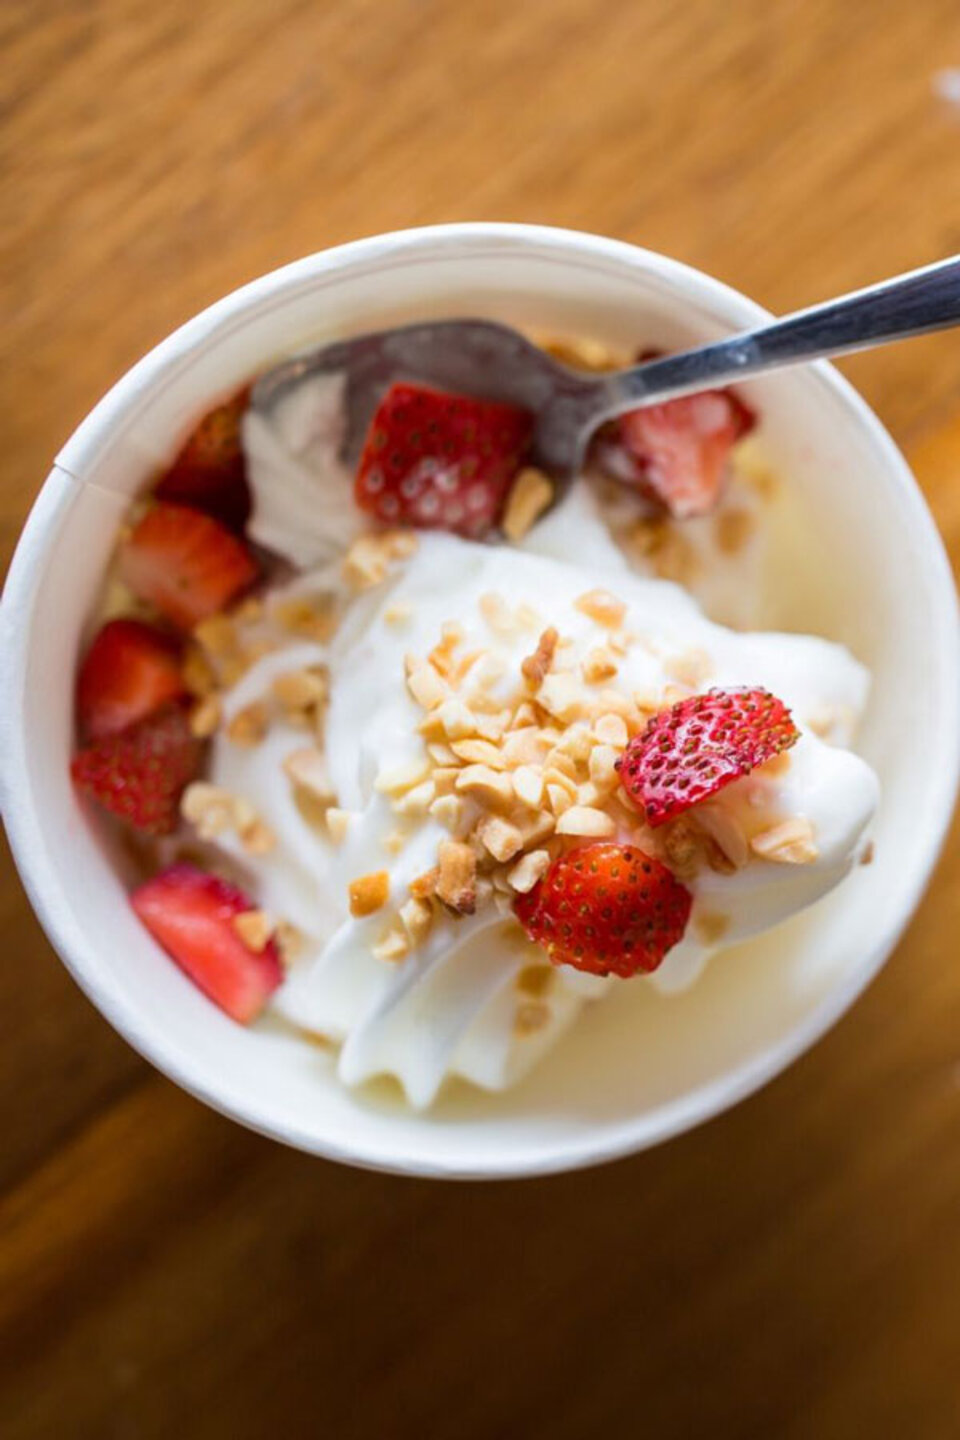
(71, 702), (201, 836)
(355, 382), (533, 537)
(617, 687), (799, 828)
(514, 841), (691, 977)
(608, 388), (755, 519)
(76, 618), (185, 741)
(131, 863), (282, 1023)
(154, 388), (252, 531)
(119, 502), (258, 631)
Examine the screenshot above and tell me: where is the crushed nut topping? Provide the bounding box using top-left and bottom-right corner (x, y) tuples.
(521, 627), (559, 687)
(189, 694), (222, 738)
(750, 817), (819, 864)
(349, 870), (390, 917)
(226, 701), (270, 747)
(232, 909), (275, 952)
(435, 841), (477, 914)
(502, 467), (554, 542)
(574, 588), (627, 628)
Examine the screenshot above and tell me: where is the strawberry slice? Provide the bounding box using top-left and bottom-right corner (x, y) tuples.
(71, 702), (201, 835)
(355, 382), (533, 537)
(606, 387), (755, 519)
(617, 687), (799, 827)
(119, 502), (258, 631)
(514, 841), (691, 977)
(131, 863), (282, 1023)
(76, 618), (185, 741)
(154, 388), (252, 531)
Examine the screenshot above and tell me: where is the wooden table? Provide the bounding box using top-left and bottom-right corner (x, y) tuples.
(3, 2), (959, 1435)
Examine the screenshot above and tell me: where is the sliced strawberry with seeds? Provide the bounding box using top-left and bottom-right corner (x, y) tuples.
(119, 502), (258, 631)
(76, 618), (185, 741)
(514, 841), (691, 977)
(601, 387), (755, 519)
(155, 388), (252, 531)
(131, 863), (282, 1023)
(617, 687), (799, 827)
(71, 702), (202, 835)
(355, 382), (533, 537)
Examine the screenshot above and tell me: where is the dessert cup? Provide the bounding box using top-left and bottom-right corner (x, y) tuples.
(3, 223), (958, 1178)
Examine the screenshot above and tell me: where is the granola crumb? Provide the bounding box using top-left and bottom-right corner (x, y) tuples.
(860, 840), (875, 866)
(188, 694), (222, 738)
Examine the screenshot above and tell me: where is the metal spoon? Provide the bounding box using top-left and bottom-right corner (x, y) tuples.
(252, 254), (960, 479)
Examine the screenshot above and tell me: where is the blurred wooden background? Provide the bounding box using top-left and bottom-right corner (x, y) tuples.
(2, 1), (959, 1436)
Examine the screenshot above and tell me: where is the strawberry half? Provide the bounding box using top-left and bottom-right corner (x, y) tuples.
(608, 388), (755, 519)
(154, 388), (252, 531)
(617, 687), (799, 827)
(76, 618), (185, 741)
(71, 702), (201, 835)
(355, 382), (533, 537)
(514, 841), (691, 977)
(119, 502), (258, 631)
(131, 863), (282, 1023)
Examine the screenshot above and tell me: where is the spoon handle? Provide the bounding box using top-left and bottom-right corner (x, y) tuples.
(593, 254), (960, 419)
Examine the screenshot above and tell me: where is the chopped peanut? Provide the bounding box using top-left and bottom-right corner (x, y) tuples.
(180, 782), (240, 839)
(521, 627), (559, 687)
(589, 743), (620, 789)
(400, 896), (434, 945)
(507, 849), (551, 894)
(406, 660), (449, 710)
(512, 765), (544, 808)
(751, 818), (819, 864)
(477, 815), (524, 863)
(451, 738), (507, 769)
(429, 794), (465, 831)
(538, 672), (585, 723)
(372, 925), (410, 963)
(435, 841), (477, 914)
(283, 747), (335, 803)
(455, 764), (514, 808)
(410, 868), (439, 900)
(479, 591), (519, 635)
(226, 701), (270, 747)
(514, 1001), (551, 1036)
(189, 695), (222, 738)
(374, 757), (431, 796)
(574, 588), (627, 628)
(349, 870), (390, 917)
(555, 805), (616, 837)
(326, 807), (352, 844)
(502, 467), (554, 542)
(272, 594), (337, 642)
(582, 647), (619, 684)
(240, 819), (277, 856)
(272, 667), (328, 714)
(594, 712), (628, 748)
(392, 779), (436, 817)
(232, 909), (274, 952)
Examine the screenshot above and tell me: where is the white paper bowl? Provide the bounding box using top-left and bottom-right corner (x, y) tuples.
(3, 224), (958, 1179)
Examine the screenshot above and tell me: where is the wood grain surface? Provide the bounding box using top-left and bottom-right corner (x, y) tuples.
(2, 2), (960, 1436)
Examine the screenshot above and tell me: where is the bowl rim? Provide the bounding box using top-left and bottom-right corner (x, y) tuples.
(3, 221), (959, 1179)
